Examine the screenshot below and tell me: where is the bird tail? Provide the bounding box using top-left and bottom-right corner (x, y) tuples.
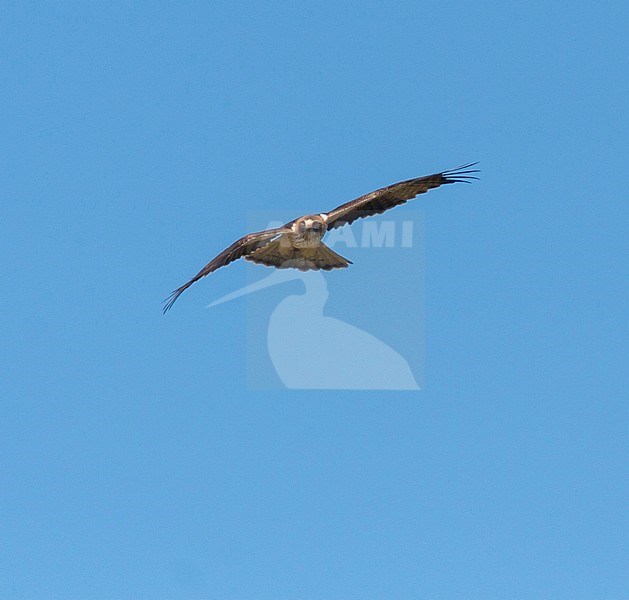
(246, 239), (352, 271)
(304, 242), (352, 270)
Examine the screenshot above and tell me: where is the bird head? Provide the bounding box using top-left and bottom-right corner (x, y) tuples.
(294, 215), (327, 234)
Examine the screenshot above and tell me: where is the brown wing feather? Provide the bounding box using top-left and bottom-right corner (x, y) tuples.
(163, 226), (289, 312)
(324, 163), (479, 230)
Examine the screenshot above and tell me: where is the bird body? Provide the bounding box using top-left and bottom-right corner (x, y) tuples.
(164, 164), (478, 312)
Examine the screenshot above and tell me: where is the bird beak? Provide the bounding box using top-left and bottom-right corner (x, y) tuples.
(206, 269), (303, 308)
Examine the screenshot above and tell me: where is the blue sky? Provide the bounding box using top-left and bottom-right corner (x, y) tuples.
(1, 1), (627, 598)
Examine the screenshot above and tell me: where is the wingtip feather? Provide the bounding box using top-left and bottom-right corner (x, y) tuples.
(441, 161), (480, 184)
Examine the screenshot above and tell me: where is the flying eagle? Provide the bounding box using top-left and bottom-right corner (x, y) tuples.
(163, 163), (479, 312)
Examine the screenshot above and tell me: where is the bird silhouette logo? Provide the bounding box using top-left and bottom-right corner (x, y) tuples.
(208, 269), (420, 390)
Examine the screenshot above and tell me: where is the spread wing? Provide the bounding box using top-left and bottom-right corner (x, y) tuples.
(163, 226), (290, 312)
(324, 163), (479, 230)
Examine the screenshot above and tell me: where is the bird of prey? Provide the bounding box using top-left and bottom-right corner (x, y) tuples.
(163, 163), (479, 312)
